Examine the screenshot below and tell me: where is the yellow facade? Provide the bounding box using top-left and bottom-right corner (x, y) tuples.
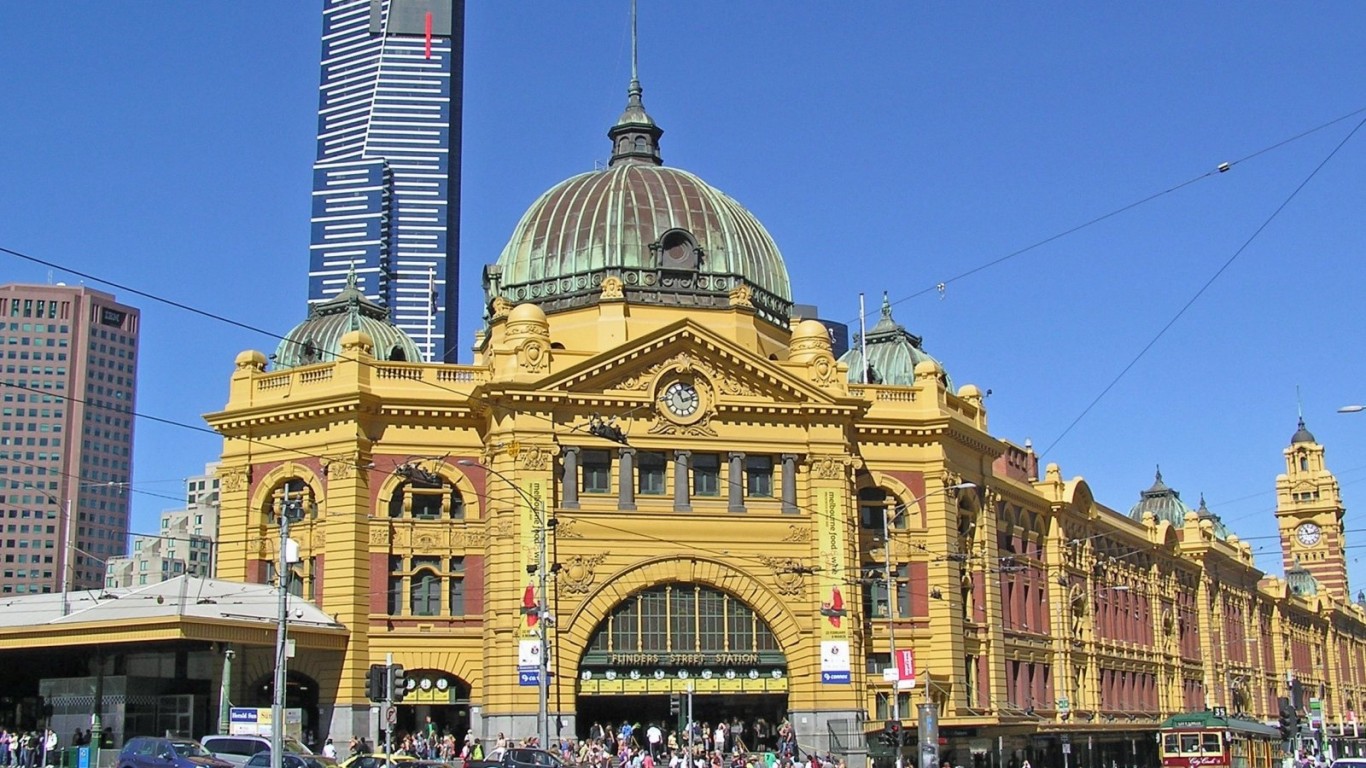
(202, 72), (1366, 764)
(206, 295), (1366, 761)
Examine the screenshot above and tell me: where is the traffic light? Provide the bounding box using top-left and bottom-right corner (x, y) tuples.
(390, 664), (407, 702)
(883, 720), (902, 747)
(367, 664), (387, 702)
(669, 694), (681, 716)
(1278, 697), (1298, 741)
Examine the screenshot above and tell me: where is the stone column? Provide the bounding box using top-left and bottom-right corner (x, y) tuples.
(781, 454), (799, 514)
(673, 451), (692, 512)
(728, 452), (746, 513)
(618, 448), (637, 511)
(561, 447), (580, 510)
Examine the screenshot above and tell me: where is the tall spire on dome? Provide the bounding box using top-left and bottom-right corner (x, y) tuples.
(608, 0), (663, 167)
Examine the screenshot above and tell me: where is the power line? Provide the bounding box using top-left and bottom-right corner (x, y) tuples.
(1039, 115), (1366, 457)
(846, 104), (1366, 327)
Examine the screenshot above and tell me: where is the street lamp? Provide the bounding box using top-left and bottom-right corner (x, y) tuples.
(458, 459), (552, 749)
(883, 481), (975, 768)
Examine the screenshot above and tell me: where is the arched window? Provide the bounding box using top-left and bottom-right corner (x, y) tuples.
(585, 584), (781, 655)
(388, 477), (465, 519)
(858, 487), (888, 530)
(387, 345), (408, 362)
(262, 477), (316, 527)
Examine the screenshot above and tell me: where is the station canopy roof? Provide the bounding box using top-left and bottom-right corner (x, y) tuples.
(0, 575), (347, 651)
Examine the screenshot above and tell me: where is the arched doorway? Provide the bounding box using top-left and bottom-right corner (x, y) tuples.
(390, 670), (473, 745)
(245, 670), (321, 746)
(577, 583), (787, 751)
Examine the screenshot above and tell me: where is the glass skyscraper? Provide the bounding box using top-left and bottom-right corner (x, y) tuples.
(307, 0), (464, 362)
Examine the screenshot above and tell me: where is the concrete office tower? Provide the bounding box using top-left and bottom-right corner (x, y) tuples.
(0, 284), (139, 594)
(307, 0), (465, 363)
(104, 462), (220, 589)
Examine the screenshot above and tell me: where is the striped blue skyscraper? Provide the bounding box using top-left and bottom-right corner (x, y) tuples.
(307, 0), (464, 362)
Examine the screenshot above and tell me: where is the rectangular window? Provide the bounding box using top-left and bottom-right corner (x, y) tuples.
(582, 450), (611, 494)
(896, 564), (910, 618)
(388, 556), (404, 615)
(638, 451), (666, 495)
(640, 589), (667, 652)
(448, 557), (466, 615)
(745, 455), (773, 497)
(698, 588), (725, 651)
(611, 599), (638, 652)
(727, 600), (755, 651)
(670, 586), (696, 653)
(693, 453), (720, 497)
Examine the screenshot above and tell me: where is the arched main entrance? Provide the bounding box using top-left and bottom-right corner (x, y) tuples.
(577, 583), (787, 750)
(389, 669), (473, 745)
(246, 670), (320, 745)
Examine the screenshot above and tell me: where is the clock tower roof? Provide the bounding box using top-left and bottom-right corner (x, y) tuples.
(1291, 416), (1316, 445)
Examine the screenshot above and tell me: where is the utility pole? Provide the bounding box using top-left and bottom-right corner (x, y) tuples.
(884, 502), (903, 768)
(536, 498), (551, 750)
(272, 489), (302, 768)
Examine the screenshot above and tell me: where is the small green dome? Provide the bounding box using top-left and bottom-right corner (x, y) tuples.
(276, 270), (422, 368)
(1128, 468), (1227, 539)
(838, 294), (953, 388)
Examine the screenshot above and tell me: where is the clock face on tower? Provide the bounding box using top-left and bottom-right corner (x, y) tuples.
(662, 380), (701, 419)
(1296, 522), (1322, 547)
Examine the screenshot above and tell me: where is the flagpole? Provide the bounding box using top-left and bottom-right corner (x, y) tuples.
(426, 265), (436, 363)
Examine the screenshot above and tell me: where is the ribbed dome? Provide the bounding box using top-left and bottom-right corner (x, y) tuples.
(276, 270), (422, 368)
(1128, 467), (1196, 529)
(838, 294), (953, 388)
(487, 163), (792, 325)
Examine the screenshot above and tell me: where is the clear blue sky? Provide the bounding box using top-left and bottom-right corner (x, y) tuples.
(2, 3), (1364, 589)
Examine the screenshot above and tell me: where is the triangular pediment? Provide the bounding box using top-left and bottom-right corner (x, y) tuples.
(540, 320), (847, 409)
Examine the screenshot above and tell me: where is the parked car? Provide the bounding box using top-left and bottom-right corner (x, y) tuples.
(119, 737), (235, 768)
(244, 751), (332, 768)
(464, 748), (563, 768)
(200, 736), (317, 768)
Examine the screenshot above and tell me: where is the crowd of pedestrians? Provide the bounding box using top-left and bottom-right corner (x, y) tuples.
(0, 729), (60, 768)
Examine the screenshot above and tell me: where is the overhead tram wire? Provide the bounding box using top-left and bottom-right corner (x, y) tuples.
(4, 111), (1358, 526)
(0, 248), (633, 450)
(3, 107), (1363, 457)
(846, 103), (1366, 327)
(1039, 115), (1366, 459)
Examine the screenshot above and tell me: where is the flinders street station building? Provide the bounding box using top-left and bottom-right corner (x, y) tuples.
(5, 71), (1366, 768)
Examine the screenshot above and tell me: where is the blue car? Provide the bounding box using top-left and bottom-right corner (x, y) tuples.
(120, 738), (235, 768)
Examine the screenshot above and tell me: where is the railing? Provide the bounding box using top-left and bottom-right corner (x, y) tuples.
(255, 363), (489, 392)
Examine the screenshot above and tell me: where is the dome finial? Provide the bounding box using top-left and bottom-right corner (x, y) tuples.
(1154, 464), (1163, 483)
(880, 291), (893, 320)
(608, 0), (663, 167)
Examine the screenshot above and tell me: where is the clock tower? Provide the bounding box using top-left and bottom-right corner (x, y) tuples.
(1275, 417), (1349, 599)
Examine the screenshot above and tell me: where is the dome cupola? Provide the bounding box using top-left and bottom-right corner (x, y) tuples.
(1127, 467), (1207, 533)
(838, 293), (953, 388)
(275, 268), (423, 368)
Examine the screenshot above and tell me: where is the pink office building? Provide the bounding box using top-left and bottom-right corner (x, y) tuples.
(0, 284), (139, 594)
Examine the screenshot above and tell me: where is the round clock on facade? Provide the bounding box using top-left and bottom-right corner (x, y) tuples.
(662, 380), (701, 418)
(1296, 522), (1322, 546)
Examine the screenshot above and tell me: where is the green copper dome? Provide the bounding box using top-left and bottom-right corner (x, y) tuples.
(484, 74), (792, 326)
(838, 294), (953, 388)
(276, 270), (423, 368)
(1127, 468), (1226, 539)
